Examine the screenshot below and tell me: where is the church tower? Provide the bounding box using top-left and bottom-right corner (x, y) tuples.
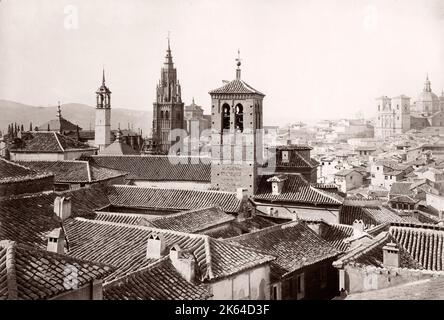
(209, 52), (265, 195)
(95, 69), (112, 151)
(152, 38), (184, 154)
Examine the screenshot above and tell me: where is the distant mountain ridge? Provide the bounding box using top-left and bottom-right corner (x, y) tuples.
(0, 100), (152, 136)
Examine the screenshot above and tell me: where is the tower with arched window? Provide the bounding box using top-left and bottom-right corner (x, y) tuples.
(152, 38), (184, 154)
(209, 54), (265, 194)
(95, 69), (112, 151)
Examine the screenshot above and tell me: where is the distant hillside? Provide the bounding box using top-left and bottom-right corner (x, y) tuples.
(0, 100), (152, 136)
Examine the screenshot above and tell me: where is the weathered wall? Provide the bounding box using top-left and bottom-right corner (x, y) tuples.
(209, 265), (270, 300)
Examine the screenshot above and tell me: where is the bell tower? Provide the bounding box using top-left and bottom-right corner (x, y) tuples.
(209, 52), (265, 195)
(95, 69), (112, 151)
(152, 37), (185, 154)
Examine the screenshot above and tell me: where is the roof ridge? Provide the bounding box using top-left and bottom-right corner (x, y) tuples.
(309, 185), (343, 204)
(111, 184), (237, 195)
(203, 236), (214, 280)
(73, 217), (210, 241)
(86, 161), (92, 183)
(3, 240), (18, 300)
(0, 158), (37, 173)
(226, 220), (301, 242)
(148, 206), (223, 222)
(53, 131), (65, 152)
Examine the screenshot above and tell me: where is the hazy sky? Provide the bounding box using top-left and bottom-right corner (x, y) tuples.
(0, 0), (443, 125)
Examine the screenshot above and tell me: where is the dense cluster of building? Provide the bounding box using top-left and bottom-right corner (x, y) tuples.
(0, 42), (443, 300)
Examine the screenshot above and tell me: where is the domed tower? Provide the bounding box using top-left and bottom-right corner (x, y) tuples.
(413, 74), (440, 116)
(95, 69), (112, 151)
(209, 52), (265, 195)
(151, 37), (184, 154)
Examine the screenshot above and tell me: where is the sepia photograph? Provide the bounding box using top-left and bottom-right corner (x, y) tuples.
(0, 0), (443, 309)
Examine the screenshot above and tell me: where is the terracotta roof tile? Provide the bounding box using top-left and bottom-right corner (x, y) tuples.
(0, 159), (53, 184)
(141, 206), (235, 233)
(20, 161), (126, 184)
(106, 185), (241, 214)
(227, 221), (341, 281)
(209, 79), (265, 96)
(0, 240), (112, 300)
(103, 258), (211, 300)
(90, 155), (211, 182)
(64, 218), (274, 282)
(254, 173), (343, 206)
(11, 132), (95, 153)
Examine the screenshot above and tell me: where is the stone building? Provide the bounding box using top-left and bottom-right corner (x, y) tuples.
(151, 39), (184, 154)
(209, 55), (265, 195)
(375, 76), (444, 139)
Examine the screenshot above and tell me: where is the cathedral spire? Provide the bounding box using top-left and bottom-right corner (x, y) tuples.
(165, 32), (173, 66)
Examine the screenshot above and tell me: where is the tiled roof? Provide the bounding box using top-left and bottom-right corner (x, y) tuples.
(19, 161), (126, 184)
(339, 204), (405, 226)
(38, 117), (80, 132)
(209, 78), (265, 96)
(100, 141), (139, 155)
(90, 155), (211, 182)
(91, 212), (146, 225)
(333, 232), (423, 270)
(103, 258), (211, 300)
(254, 173), (343, 206)
(275, 152), (317, 169)
(106, 185), (242, 214)
(304, 220), (355, 252)
(0, 240), (112, 300)
(0, 185), (110, 248)
(345, 277), (444, 300)
(141, 206), (235, 233)
(0, 158), (53, 184)
(227, 221), (341, 281)
(389, 224), (444, 271)
(10, 132), (96, 153)
(335, 169), (362, 177)
(64, 218), (275, 282)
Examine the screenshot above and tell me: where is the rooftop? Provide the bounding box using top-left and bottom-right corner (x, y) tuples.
(0, 158), (53, 185)
(10, 132), (96, 153)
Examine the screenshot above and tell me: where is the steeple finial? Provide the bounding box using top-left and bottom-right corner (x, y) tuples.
(102, 67), (106, 86)
(57, 101), (61, 119)
(167, 31), (171, 51)
(236, 49), (242, 80)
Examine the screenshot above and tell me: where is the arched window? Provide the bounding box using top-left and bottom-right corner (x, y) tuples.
(160, 111), (164, 119)
(222, 104), (230, 130)
(235, 104), (243, 132)
(165, 111), (169, 120)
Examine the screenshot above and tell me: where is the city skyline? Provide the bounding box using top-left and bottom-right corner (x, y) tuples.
(0, 0), (444, 126)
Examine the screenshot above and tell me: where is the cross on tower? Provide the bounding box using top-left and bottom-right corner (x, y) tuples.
(236, 49), (242, 68)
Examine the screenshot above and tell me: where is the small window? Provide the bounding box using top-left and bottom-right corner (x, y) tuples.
(271, 285), (278, 300)
(282, 151), (289, 163)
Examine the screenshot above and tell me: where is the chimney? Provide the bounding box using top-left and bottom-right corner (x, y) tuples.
(267, 175), (287, 196)
(382, 241), (400, 268)
(169, 244), (196, 283)
(54, 196), (72, 221)
(236, 188), (248, 201)
(352, 219), (365, 237)
(146, 233), (165, 259)
(46, 227), (65, 254)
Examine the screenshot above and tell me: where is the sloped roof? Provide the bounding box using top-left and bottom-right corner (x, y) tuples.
(90, 155), (211, 182)
(0, 240), (112, 300)
(103, 257), (211, 300)
(254, 173), (343, 206)
(0, 158), (53, 184)
(10, 132), (96, 153)
(209, 78), (265, 96)
(141, 206), (235, 233)
(304, 219), (355, 252)
(38, 117), (80, 132)
(99, 140), (139, 155)
(106, 185), (242, 214)
(226, 221), (341, 281)
(339, 204), (405, 226)
(345, 277), (444, 300)
(0, 186), (110, 248)
(64, 218), (275, 282)
(20, 161), (126, 184)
